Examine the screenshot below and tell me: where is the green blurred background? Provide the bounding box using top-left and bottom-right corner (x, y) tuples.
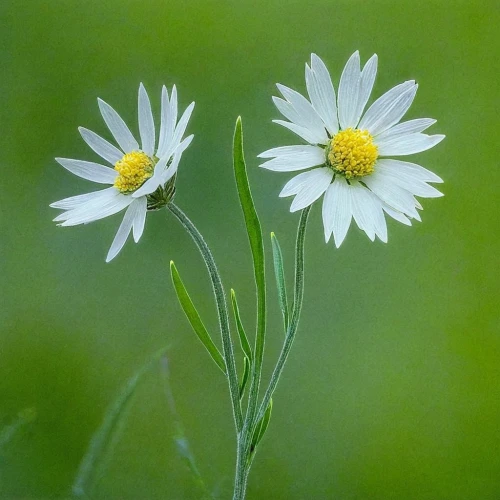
(1, 0), (499, 498)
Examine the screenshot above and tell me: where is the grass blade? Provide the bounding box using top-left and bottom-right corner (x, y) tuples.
(72, 346), (169, 497)
(270, 232), (289, 332)
(230, 289), (253, 361)
(170, 261), (226, 374)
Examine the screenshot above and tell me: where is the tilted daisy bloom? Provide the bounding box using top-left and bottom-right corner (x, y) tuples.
(259, 51), (445, 247)
(50, 83), (194, 262)
(51, 83), (194, 262)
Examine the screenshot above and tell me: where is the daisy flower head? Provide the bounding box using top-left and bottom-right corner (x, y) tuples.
(51, 83), (194, 262)
(258, 51), (445, 247)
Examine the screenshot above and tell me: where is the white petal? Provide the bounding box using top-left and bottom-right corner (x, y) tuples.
(338, 51), (361, 129)
(377, 159), (443, 183)
(375, 160), (444, 198)
(259, 144), (324, 159)
(167, 85), (178, 147)
(306, 54), (338, 135)
(351, 181), (388, 242)
(377, 133), (445, 156)
(106, 201), (138, 262)
(283, 167), (333, 212)
(55, 158), (117, 184)
(275, 85), (328, 142)
(353, 54), (378, 127)
(79, 127), (122, 165)
(375, 118), (436, 142)
(364, 171), (419, 218)
(358, 81), (417, 136)
(259, 145), (326, 172)
(132, 196), (148, 243)
(138, 83), (155, 156)
(171, 102), (195, 151)
(157, 86), (170, 158)
(272, 120), (324, 145)
(382, 203), (412, 226)
(98, 98), (139, 153)
(322, 177), (352, 245)
(50, 187), (116, 210)
(59, 193), (132, 226)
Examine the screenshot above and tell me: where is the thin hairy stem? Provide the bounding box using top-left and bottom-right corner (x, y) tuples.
(167, 202), (243, 432)
(255, 206), (310, 425)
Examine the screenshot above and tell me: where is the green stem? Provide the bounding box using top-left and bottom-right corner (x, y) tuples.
(255, 206), (310, 425)
(167, 202), (243, 432)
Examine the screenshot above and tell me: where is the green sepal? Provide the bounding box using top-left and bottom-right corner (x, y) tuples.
(230, 289), (253, 361)
(270, 232), (289, 332)
(250, 398), (273, 452)
(170, 261), (226, 374)
(239, 356), (250, 399)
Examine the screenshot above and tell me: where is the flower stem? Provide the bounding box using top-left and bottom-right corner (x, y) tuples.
(255, 206), (310, 425)
(235, 206), (311, 500)
(167, 202), (243, 432)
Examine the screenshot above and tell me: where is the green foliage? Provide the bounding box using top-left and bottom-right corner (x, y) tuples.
(271, 232), (289, 332)
(170, 261), (226, 374)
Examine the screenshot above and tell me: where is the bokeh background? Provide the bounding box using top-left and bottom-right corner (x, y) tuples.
(1, 0), (499, 498)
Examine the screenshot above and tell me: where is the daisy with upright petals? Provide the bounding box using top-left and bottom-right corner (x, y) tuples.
(259, 51), (445, 247)
(51, 83), (195, 262)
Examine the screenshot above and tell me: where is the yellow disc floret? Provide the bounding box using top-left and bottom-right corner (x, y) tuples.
(114, 151), (154, 194)
(327, 128), (378, 179)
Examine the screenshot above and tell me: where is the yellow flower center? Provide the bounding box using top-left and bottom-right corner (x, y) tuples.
(327, 128), (378, 179)
(113, 151), (154, 194)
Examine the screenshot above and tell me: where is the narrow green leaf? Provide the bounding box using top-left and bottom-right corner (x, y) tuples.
(270, 232), (289, 332)
(230, 289), (253, 361)
(239, 356), (250, 399)
(233, 116), (266, 428)
(250, 398), (273, 452)
(170, 261), (226, 374)
(72, 346), (169, 497)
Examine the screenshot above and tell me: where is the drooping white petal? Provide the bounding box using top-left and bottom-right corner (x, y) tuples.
(259, 145), (326, 172)
(375, 160), (444, 198)
(157, 86), (170, 158)
(106, 200), (140, 262)
(321, 177), (351, 245)
(375, 118), (436, 142)
(349, 181), (387, 242)
(58, 192), (133, 226)
(358, 81), (417, 136)
(50, 187), (117, 210)
(55, 158), (118, 184)
(382, 203), (412, 226)
(79, 127), (123, 165)
(377, 133), (445, 156)
(353, 54), (378, 127)
(272, 120), (325, 145)
(305, 54), (338, 135)
(280, 167), (333, 212)
(363, 170), (420, 219)
(337, 51), (361, 129)
(97, 98), (139, 153)
(170, 102), (195, 152)
(276, 85), (328, 142)
(138, 83), (155, 156)
(378, 159), (443, 183)
(132, 195), (148, 243)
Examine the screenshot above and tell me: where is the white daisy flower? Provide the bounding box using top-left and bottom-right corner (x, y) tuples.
(258, 52), (445, 247)
(51, 83), (194, 262)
